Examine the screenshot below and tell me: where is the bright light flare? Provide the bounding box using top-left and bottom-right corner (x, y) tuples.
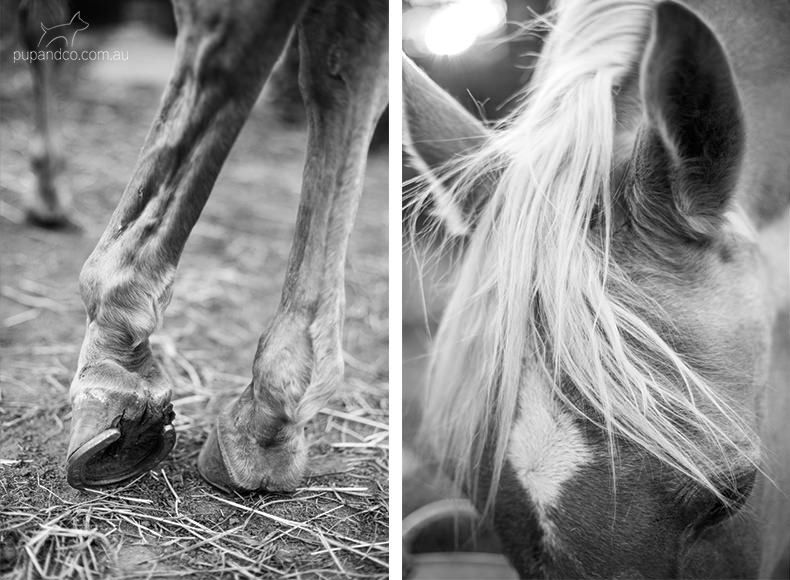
(424, 0), (507, 56)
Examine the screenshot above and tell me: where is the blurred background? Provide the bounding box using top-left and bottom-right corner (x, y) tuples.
(403, 0), (548, 120)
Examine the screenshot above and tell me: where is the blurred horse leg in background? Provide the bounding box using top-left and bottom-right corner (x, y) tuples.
(17, 0), (72, 228)
(66, 0), (306, 489)
(197, 0), (388, 493)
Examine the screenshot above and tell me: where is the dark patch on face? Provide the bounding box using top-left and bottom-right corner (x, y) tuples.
(489, 460), (550, 578)
(548, 445), (684, 579)
(480, 378), (764, 578)
(678, 509), (761, 578)
(473, 430), (548, 577)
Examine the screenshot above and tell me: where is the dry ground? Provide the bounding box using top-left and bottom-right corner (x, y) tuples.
(0, 27), (388, 580)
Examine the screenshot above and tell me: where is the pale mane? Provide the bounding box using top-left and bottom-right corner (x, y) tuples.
(419, 0), (757, 516)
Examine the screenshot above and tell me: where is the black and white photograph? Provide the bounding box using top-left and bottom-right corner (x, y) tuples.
(1, 0), (789, 578)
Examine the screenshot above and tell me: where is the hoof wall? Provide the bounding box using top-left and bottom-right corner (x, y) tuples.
(197, 415), (306, 494)
(197, 426), (235, 493)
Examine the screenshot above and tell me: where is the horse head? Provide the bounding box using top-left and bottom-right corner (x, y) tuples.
(404, 1), (780, 577)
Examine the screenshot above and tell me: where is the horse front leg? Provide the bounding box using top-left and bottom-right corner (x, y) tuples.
(197, 0), (388, 493)
(66, 0), (306, 489)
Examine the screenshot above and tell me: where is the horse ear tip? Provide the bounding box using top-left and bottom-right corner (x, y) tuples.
(652, 0), (706, 41)
(654, 1), (694, 22)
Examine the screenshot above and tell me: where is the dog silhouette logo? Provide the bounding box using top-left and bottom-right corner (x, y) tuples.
(38, 12), (89, 48)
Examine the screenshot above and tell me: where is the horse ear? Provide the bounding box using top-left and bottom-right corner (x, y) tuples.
(403, 54), (491, 235)
(631, 1), (744, 241)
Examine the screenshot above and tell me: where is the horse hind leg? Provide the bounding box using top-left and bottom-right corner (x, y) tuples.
(197, 0), (388, 493)
(66, 0), (306, 489)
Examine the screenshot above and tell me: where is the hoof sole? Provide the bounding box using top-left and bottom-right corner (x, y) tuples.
(67, 420), (176, 488)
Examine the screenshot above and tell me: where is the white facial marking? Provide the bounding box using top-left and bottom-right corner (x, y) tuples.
(507, 371), (593, 548)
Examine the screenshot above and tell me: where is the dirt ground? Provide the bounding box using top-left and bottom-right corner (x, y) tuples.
(0, 26), (388, 579)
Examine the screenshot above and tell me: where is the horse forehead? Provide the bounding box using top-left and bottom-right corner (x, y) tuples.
(506, 371), (594, 547)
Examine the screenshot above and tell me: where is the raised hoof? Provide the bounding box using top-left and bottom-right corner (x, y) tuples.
(197, 406), (307, 494)
(66, 363), (175, 489)
(66, 421), (175, 489)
